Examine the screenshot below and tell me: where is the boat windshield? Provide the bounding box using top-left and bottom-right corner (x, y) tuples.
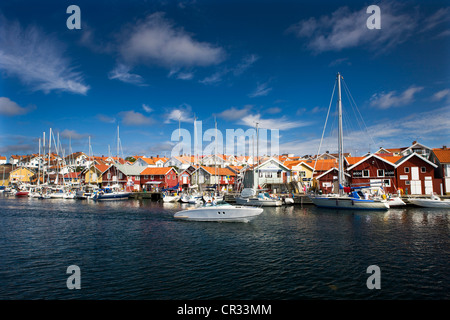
(203, 200), (231, 207)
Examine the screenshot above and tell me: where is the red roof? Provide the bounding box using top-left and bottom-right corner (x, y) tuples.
(433, 148), (450, 163)
(200, 166), (236, 176)
(94, 164), (111, 173)
(141, 167), (174, 175)
(64, 172), (81, 178)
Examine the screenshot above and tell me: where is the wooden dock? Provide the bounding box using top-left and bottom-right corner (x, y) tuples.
(128, 192), (448, 206)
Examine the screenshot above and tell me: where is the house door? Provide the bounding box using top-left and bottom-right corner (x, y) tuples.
(446, 177), (450, 194)
(424, 178), (433, 195)
(410, 180), (422, 195)
(411, 167), (419, 180)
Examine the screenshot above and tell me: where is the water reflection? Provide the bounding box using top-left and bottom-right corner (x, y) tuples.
(1, 196), (449, 299)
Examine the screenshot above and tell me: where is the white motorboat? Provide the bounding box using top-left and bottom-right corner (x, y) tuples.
(188, 195), (203, 204)
(162, 192), (180, 202)
(236, 188), (282, 207)
(408, 194), (450, 208)
(180, 193), (190, 203)
(174, 201), (263, 222)
(387, 196), (406, 207)
(311, 194), (389, 210)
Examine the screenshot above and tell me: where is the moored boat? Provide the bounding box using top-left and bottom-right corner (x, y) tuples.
(309, 73), (389, 211)
(408, 194), (450, 208)
(174, 201), (263, 222)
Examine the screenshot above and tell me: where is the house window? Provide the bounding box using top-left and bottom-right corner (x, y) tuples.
(277, 172), (281, 178)
(404, 167), (409, 173)
(421, 167), (426, 173)
(383, 179), (391, 187)
(377, 169), (384, 177)
(363, 170), (370, 177)
(107, 172), (111, 179)
(151, 175), (154, 179)
(119, 172), (123, 179)
(135, 176), (140, 181)
(144, 175), (149, 179)
(300, 171), (306, 177)
(405, 181), (410, 185)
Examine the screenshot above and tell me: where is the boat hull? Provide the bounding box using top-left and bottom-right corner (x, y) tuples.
(163, 196), (180, 202)
(388, 197), (406, 207)
(310, 196), (389, 210)
(174, 205), (263, 222)
(93, 192), (131, 201)
(408, 198), (450, 208)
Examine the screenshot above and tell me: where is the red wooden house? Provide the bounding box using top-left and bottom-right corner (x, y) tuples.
(394, 153), (438, 195)
(345, 154), (402, 194)
(140, 167), (178, 191)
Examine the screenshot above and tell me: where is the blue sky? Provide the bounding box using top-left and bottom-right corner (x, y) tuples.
(0, 0), (449, 160)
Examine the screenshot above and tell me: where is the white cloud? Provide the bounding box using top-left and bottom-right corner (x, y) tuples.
(200, 54), (258, 85)
(0, 97), (35, 116)
(287, 3), (416, 53)
(108, 64), (147, 86)
(249, 82), (272, 98)
(239, 113), (311, 131)
(142, 104), (153, 113)
(164, 104), (194, 124)
(118, 12), (225, 68)
(265, 107), (281, 114)
(0, 15), (89, 95)
(97, 114), (116, 123)
(59, 129), (90, 140)
(119, 110), (153, 126)
(431, 89), (450, 101)
(233, 54), (259, 76)
(370, 86), (424, 109)
(216, 105), (253, 121)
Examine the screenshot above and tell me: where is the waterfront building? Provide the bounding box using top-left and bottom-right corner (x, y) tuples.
(190, 166), (236, 191)
(9, 167), (35, 184)
(0, 156), (7, 165)
(115, 164), (147, 191)
(430, 146), (450, 194)
(394, 153), (438, 195)
(242, 157), (291, 193)
(140, 167), (178, 191)
(345, 154), (402, 194)
(84, 164), (110, 187)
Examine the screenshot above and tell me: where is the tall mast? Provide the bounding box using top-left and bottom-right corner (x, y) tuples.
(117, 125), (120, 163)
(215, 117), (217, 189)
(38, 138), (41, 187)
(337, 73), (344, 195)
(48, 128), (52, 185)
(255, 121), (259, 191)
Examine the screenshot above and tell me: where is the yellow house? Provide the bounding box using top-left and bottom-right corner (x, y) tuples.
(84, 164), (110, 185)
(9, 167), (35, 184)
(284, 160), (315, 191)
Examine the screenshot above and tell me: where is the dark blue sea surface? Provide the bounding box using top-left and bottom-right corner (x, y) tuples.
(0, 195), (449, 300)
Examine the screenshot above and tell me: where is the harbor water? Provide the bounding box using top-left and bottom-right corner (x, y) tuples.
(0, 195), (449, 300)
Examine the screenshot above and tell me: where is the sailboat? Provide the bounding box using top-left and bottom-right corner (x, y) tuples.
(235, 123), (282, 207)
(309, 73), (389, 210)
(92, 126), (131, 201)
